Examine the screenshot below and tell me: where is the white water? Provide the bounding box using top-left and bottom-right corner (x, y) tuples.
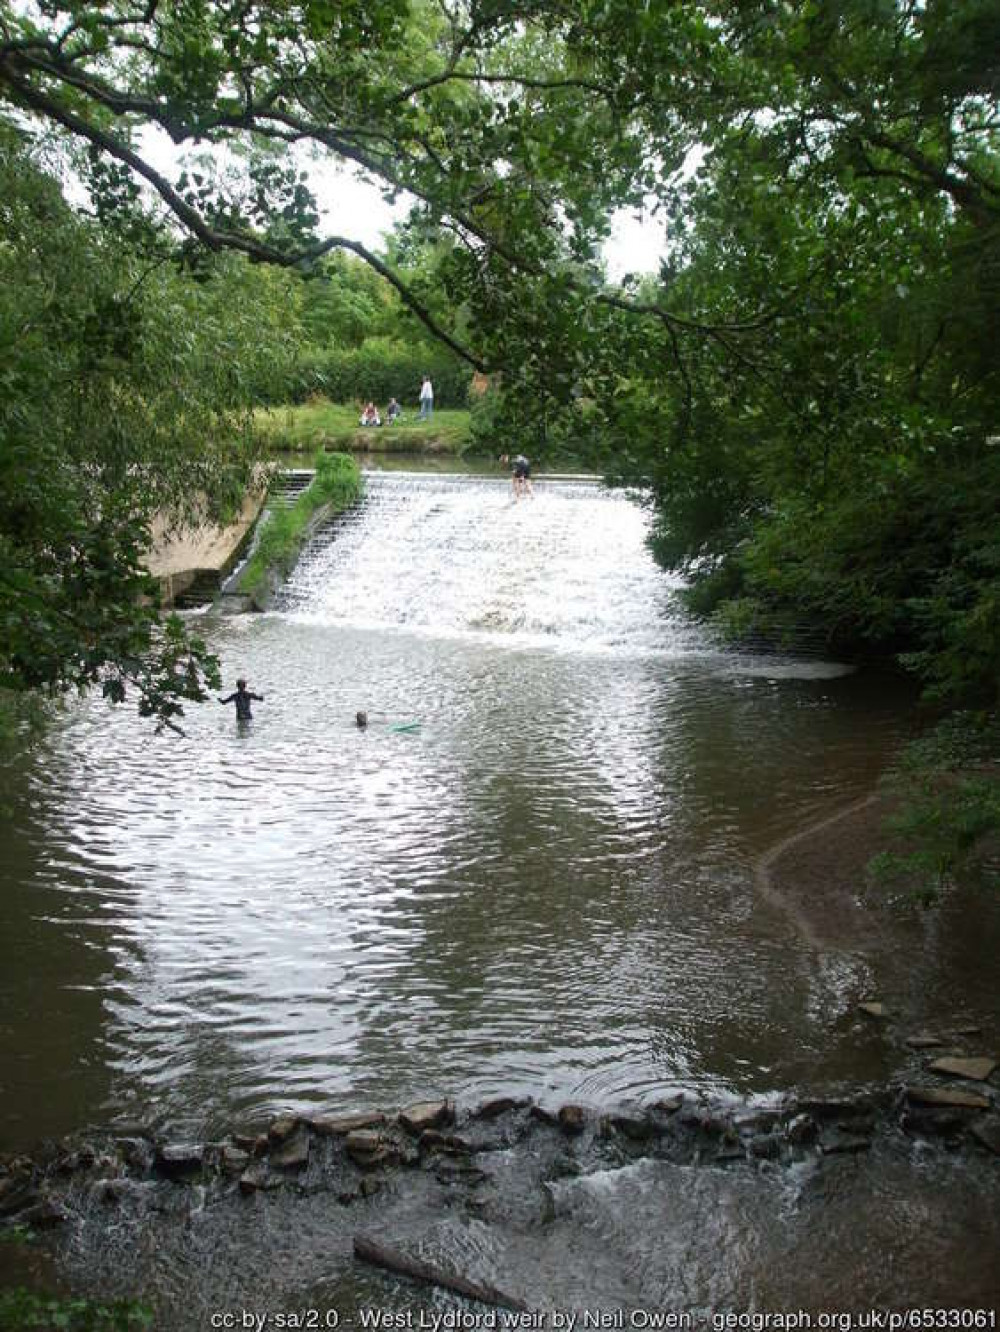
(277, 473), (847, 674)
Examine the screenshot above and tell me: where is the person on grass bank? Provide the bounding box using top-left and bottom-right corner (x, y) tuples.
(360, 401), (381, 427)
(219, 679), (264, 721)
(386, 397), (402, 424)
(419, 376), (433, 420)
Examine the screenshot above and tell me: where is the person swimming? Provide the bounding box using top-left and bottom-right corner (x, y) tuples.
(219, 678), (264, 721)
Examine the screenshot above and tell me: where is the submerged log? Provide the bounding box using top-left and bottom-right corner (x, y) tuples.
(353, 1234), (529, 1311)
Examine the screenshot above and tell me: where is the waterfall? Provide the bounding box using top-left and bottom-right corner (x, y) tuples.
(274, 471), (699, 658)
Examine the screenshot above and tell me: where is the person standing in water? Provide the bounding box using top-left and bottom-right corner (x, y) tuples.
(219, 678), (264, 721)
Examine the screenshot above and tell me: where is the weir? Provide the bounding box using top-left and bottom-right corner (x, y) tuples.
(269, 468), (833, 658)
(273, 470), (701, 657)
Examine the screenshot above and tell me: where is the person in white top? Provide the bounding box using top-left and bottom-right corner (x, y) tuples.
(419, 376), (434, 419)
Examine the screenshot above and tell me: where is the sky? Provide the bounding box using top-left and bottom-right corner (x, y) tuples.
(141, 127), (668, 280)
(310, 164), (668, 279)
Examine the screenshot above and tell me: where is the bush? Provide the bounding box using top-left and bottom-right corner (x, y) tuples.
(0, 1287), (151, 1330)
(311, 449), (365, 507)
(239, 451), (362, 604)
(466, 383), (608, 468)
(269, 337), (473, 408)
(869, 713), (1000, 901)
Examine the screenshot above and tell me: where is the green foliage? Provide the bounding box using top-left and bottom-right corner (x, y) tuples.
(0, 1224), (34, 1246)
(231, 251), (473, 409)
(571, 1), (1000, 718)
(869, 714), (1000, 901)
(278, 337), (472, 409)
(239, 452), (362, 605)
(0, 1287), (151, 1331)
(0, 688), (51, 752)
(299, 255), (398, 348)
(466, 383), (608, 470)
(306, 450), (363, 509)
(0, 123), (300, 728)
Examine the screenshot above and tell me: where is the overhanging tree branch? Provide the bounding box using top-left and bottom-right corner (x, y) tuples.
(0, 61), (489, 370)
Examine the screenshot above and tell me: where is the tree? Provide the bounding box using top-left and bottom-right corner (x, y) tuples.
(0, 121), (302, 727)
(599, 1), (1000, 709)
(299, 254), (394, 349)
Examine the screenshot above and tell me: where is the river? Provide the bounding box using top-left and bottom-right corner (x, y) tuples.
(1, 469), (998, 1318)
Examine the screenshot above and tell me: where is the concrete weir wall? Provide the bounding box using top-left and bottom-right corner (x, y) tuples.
(145, 486), (267, 607)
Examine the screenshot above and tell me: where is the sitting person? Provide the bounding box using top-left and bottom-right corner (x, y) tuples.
(386, 397), (402, 424)
(360, 401), (381, 427)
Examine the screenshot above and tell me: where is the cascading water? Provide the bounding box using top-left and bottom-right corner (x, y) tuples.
(275, 473), (697, 656)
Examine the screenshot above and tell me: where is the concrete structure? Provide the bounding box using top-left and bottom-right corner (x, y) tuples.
(145, 486), (267, 607)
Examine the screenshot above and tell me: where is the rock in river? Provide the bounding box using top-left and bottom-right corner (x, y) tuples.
(557, 1105), (587, 1135)
(345, 1130), (395, 1168)
(928, 1056), (997, 1082)
(271, 1129), (310, 1170)
(905, 1086), (991, 1110)
(310, 1111), (385, 1136)
(155, 1144), (205, 1178)
(969, 1116), (1000, 1156)
(398, 1101), (453, 1134)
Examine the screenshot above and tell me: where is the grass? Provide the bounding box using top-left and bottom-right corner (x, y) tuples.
(0, 1287), (152, 1330)
(238, 450), (363, 606)
(255, 398), (473, 455)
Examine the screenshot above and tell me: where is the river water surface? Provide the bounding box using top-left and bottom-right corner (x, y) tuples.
(0, 472), (995, 1151)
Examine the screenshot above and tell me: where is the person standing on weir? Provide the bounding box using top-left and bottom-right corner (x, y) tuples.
(501, 453), (533, 500)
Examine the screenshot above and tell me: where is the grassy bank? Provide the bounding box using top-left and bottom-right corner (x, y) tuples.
(238, 451), (362, 607)
(255, 399), (472, 455)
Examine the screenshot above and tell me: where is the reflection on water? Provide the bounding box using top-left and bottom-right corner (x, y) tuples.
(0, 474), (993, 1150)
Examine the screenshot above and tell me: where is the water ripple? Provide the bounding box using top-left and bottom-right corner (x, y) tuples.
(0, 474), (925, 1145)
